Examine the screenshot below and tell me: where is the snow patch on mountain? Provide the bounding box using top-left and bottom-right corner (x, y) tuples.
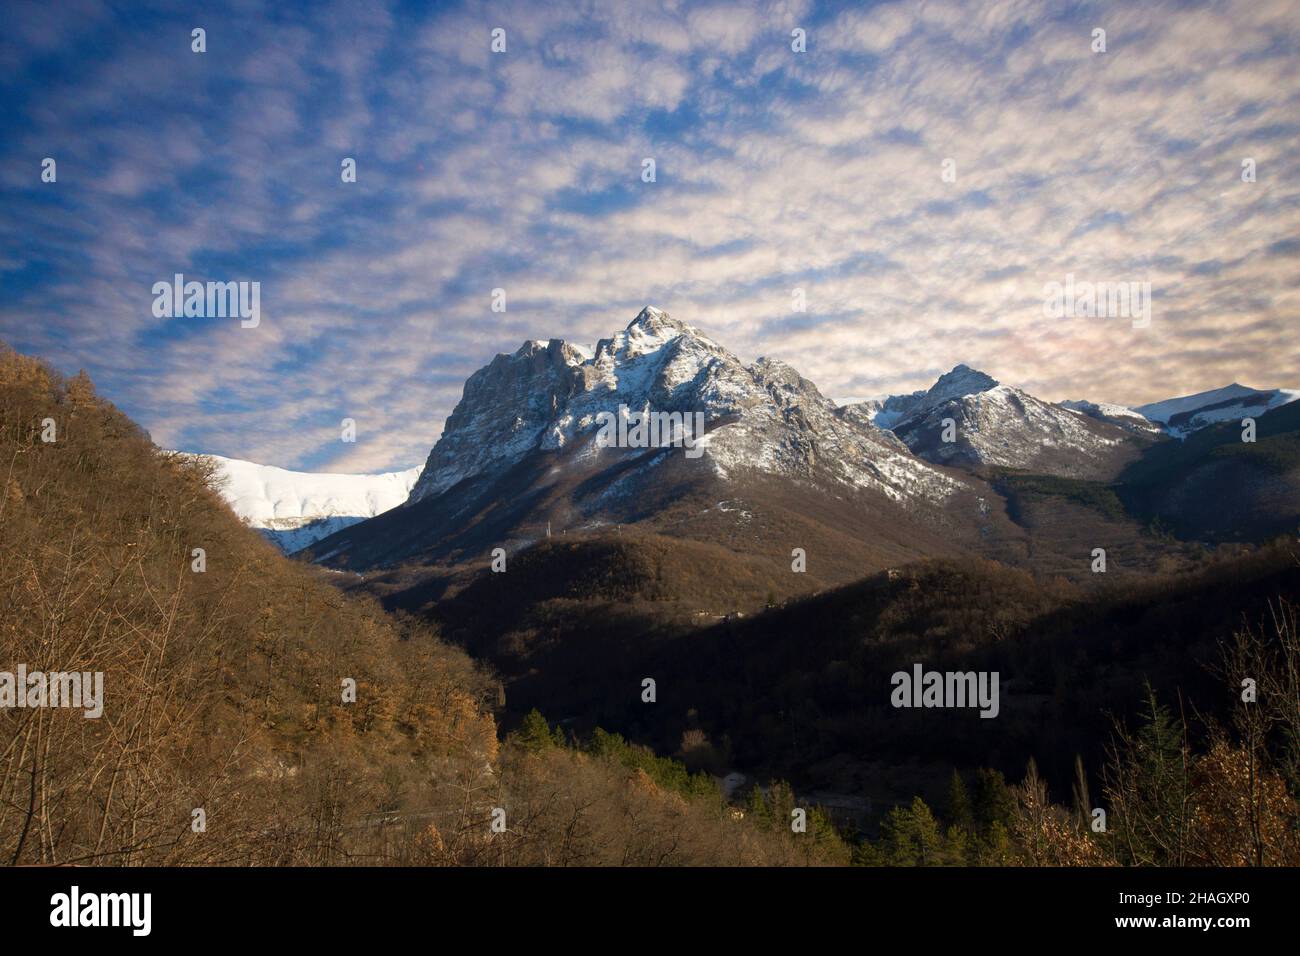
(1060, 400), (1164, 435)
(190, 454), (423, 553)
(1061, 400), (1148, 421)
(1134, 384), (1299, 437)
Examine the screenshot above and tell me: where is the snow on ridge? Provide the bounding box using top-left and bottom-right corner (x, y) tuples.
(1060, 399), (1149, 421)
(409, 306), (970, 509)
(1134, 384), (1264, 424)
(178, 453), (423, 552)
(1132, 384), (1299, 437)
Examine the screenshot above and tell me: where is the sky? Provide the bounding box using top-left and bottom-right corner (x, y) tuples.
(1, 0), (1297, 473)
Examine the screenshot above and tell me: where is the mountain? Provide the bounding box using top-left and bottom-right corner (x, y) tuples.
(840, 365), (997, 431)
(843, 365), (1145, 479)
(861, 374), (1300, 455)
(309, 307), (990, 573)
(189, 453), (422, 553)
(303, 308), (1292, 575)
(1059, 399), (1164, 436)
(407, 307), (958, 507)
(1134, 383), (1300, 438)
(1116, 397), (1300, 540)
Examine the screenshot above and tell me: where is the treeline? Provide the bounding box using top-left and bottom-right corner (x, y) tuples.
(858, 626), (1300, 866)
(476, 711), (849, 866)
(509, 614), (1300, 869)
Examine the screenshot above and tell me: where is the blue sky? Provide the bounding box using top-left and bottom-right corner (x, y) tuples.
(2, 0), (1298, 472)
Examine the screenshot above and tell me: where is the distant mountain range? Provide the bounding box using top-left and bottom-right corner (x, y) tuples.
(194, 307), (1298, 565)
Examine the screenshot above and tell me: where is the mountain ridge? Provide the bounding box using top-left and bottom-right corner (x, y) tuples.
(186, 452), (423, 553)
(292, 306), (1300, 573)
(179, 307), (1296, 571)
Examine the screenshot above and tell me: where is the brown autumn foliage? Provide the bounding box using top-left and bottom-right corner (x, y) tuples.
(1185, 739), (1300, 865)
(0, 345), (500, 864)
(1008, 759), (1113, 866)
(0, 344), (847, 866)
(412, 741), (850, 866)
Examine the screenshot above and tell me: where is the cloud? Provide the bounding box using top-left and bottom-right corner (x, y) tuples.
(0, 0), (1298, 472)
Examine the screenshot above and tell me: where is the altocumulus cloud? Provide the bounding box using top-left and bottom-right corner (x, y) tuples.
(0, 0), (1297, 472)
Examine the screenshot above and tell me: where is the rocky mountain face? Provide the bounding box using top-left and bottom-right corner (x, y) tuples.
(409, 307), (966, 508)
(310, 308), (986, 572)
(842, 365), (1144, 479)
(845, 366), (996, 430)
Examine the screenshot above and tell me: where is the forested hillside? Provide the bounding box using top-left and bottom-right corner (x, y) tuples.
(0, 345), (844, 866)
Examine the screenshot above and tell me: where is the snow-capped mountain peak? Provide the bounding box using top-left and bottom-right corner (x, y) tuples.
(923, 364), (1000, 407)
(840, 364), (1138, 478)
(593, 306), (723, 365)
(405, 306), (965, 509)
(844, 364), (999, 431)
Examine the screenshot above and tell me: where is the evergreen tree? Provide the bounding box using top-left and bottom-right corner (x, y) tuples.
(882, 797), (944, 866)
(517, 708), (560, 753)
(1106, 686), (1193, 865)
(977, 820), (1016, 865)
(943, 824), (973, 865)
(851, 837), (887, 866)
(972, 767), (1016, 833)
(945, 769), (975, 833)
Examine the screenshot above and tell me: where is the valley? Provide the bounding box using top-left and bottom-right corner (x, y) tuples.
(179, 306), (1299, 841)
